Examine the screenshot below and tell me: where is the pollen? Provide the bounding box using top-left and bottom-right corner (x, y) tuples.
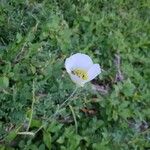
(72, 68), (88, 80)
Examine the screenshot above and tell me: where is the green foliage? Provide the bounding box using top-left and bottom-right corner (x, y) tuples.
(0, 0), (150, 149)
(0, 76), (9, 88)
(43, 130), (51, 150)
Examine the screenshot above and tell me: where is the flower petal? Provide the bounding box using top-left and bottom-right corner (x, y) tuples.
(65, 53), (93, 73)
(87, 64), (101, 81)
(69, 73), (87, 87)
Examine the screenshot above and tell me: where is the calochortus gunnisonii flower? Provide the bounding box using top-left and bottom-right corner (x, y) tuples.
(65, 53), (101, 86)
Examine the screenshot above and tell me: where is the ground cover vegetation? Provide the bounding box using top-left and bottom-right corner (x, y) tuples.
(0, 0), (150, 149)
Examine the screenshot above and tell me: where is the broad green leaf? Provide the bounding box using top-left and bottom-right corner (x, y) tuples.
(57, 136), (65, 144)
(31, 119), (42, 128)
(43, 130), (51, 150)
(0, 76), (9, 88)
(112, 110), (118, 121)
(5, 130), (17, 143)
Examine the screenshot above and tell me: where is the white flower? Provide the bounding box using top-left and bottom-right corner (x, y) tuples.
(65, 53), (101, 86)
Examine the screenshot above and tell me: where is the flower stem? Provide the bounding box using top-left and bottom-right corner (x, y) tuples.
(34, 86), (78, 135)
(52, 86), (78, 118)
(26, 80), (35, 131)
(69, 104), (78, 133)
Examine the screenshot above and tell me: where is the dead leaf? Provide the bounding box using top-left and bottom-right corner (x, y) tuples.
(114, 54), (124, 82)
(80, 108), (97, 115)
(92, 84), (108, 95)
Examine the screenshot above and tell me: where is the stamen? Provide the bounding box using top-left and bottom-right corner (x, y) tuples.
(72, 69), (88, 80)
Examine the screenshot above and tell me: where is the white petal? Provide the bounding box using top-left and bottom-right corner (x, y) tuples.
(65, 58), (73, 73)
(65, 53), (93, 73)
(69, 73), (87, 87)
(87, 64), (101, 81)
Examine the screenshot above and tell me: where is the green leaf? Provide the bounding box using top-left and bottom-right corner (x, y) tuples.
(43, 130), (51, 150)
(5, 130), (17, 143)
(0, 76), (9, 88)
(31, 119), (42, 128)
(122, 79), (136, 96)
(16, 32), (23, 43)
(0, 146), (5, 150)
(83, 16), (90, 22)
(112, 110), (118, 121)
(119, 108), (132, 119)
(57, 136), (65, 144)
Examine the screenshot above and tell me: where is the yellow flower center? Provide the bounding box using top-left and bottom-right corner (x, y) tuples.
(72, 68), (88, 80)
